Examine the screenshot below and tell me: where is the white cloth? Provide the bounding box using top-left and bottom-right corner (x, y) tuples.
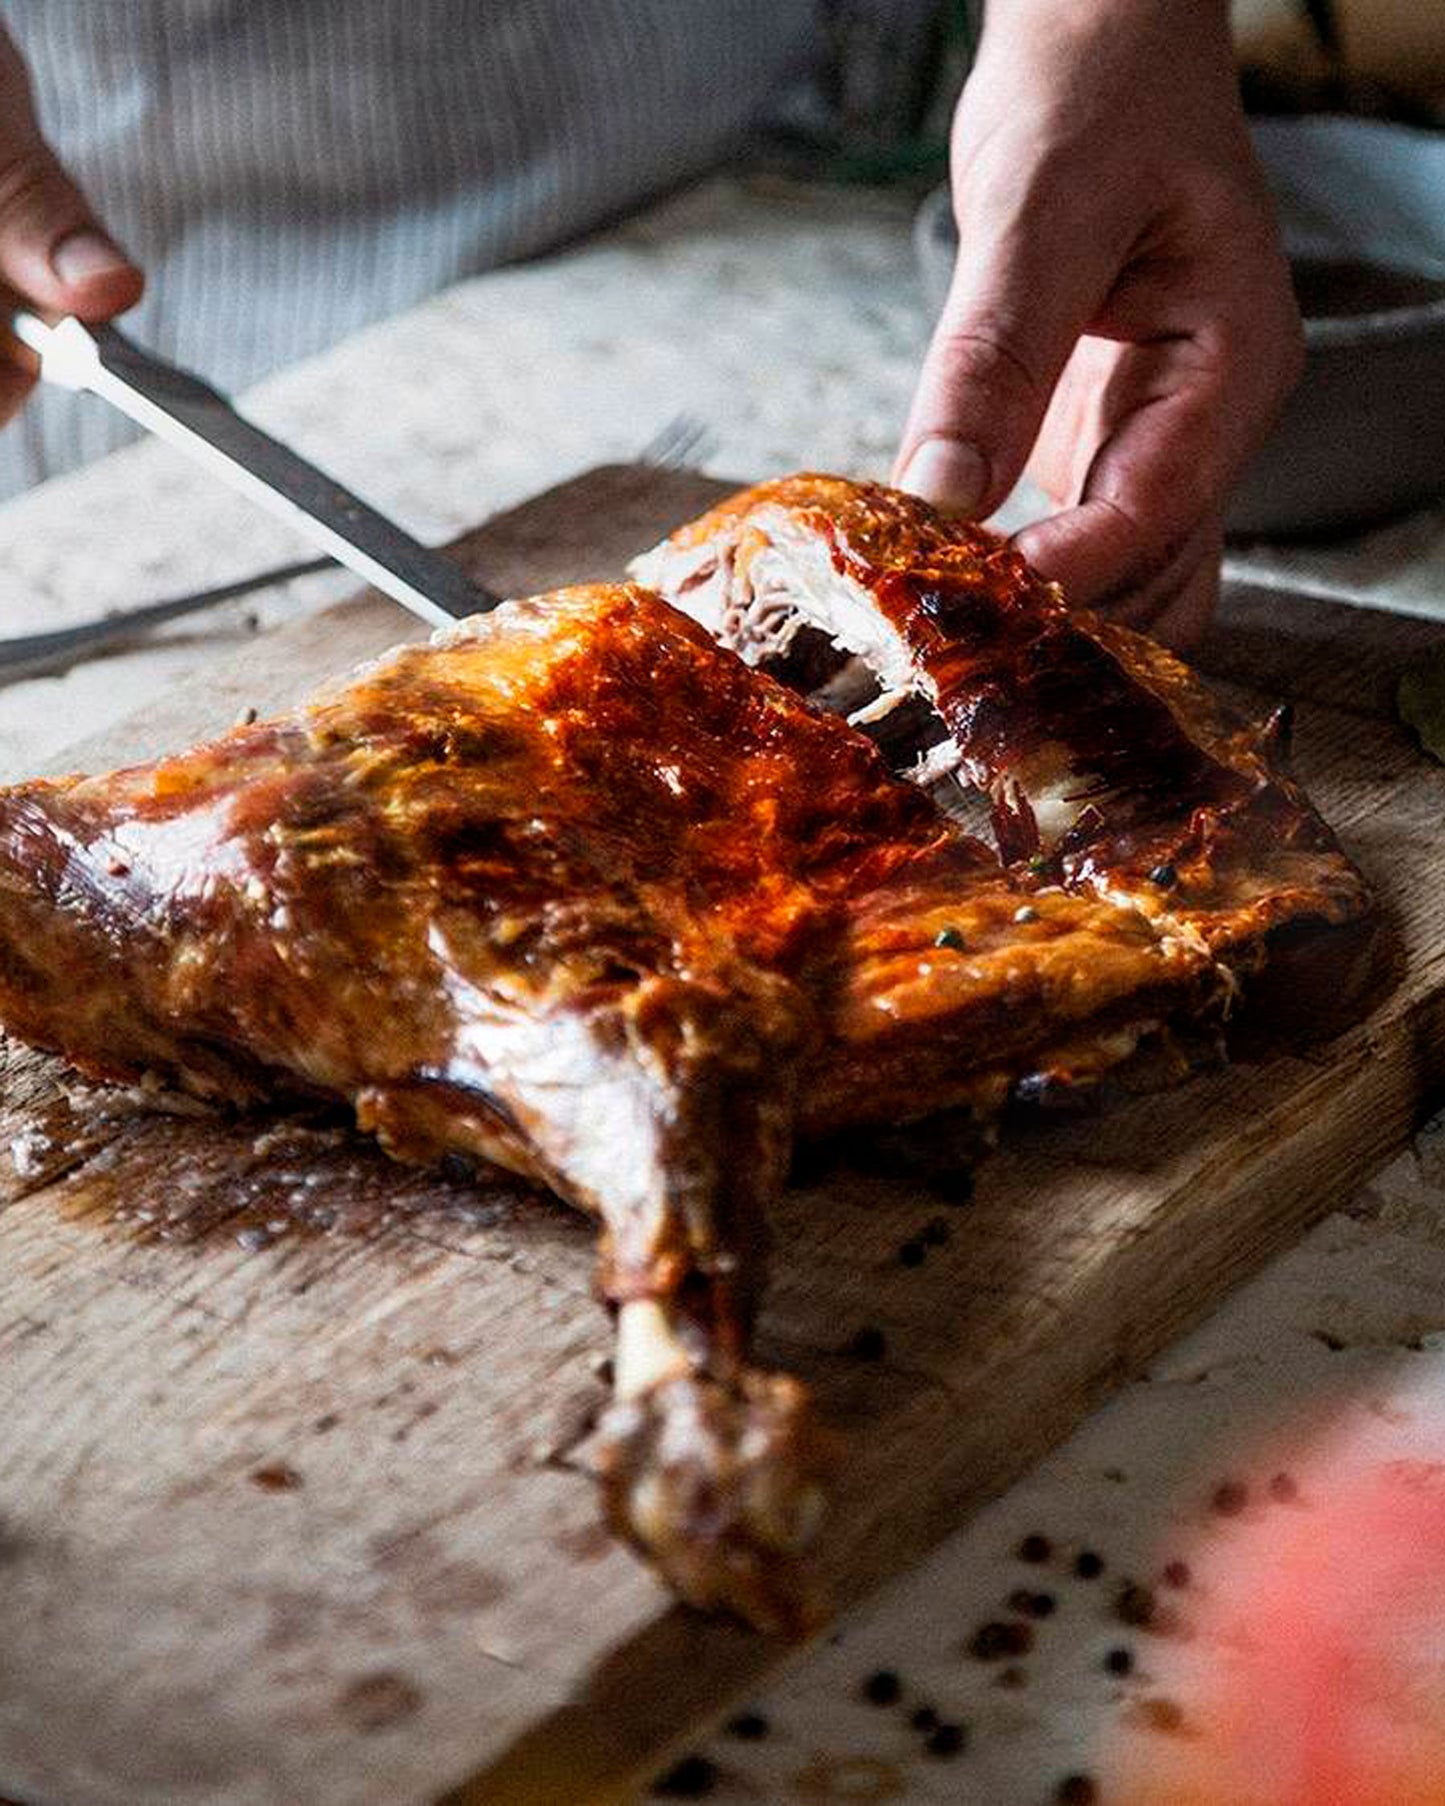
(0, 1), (822, 495)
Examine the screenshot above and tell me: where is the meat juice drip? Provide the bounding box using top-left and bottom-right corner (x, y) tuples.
(36, 1094), (554, 1253)
(1290, 255), (1445, 319)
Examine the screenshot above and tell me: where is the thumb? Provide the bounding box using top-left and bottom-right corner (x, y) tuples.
(0, 24), (142, 323)
(894, 217), (1110, 520)
(0, 133), (143, 321)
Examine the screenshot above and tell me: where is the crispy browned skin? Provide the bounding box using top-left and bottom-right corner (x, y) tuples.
(0, 581), (1215, 1629)
(634, 475), (1373, 966)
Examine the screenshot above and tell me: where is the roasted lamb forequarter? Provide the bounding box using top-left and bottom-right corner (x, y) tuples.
(0, 582), (1214, 1628)
(632, 475), (1373, 976)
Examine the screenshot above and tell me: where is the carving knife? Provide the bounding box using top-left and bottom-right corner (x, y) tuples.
(8, 311), (499, 627)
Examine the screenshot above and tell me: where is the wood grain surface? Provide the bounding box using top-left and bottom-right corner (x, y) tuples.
(0, 466), (1441, 1806)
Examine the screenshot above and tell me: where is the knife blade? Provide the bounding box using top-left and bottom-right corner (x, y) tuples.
(8, 312), (500, 629)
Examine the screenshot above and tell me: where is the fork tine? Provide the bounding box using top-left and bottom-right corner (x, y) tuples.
(638, 415), (715, 471)
(638, 418), (685, 467)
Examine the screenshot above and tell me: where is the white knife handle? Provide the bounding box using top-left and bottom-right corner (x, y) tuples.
(8, 311), (104, 392)
(4, 309), (498, 625)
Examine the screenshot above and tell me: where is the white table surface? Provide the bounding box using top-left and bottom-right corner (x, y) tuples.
(2, 177), (1443, 1806)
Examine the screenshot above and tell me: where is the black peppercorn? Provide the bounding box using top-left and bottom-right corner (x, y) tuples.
(1017, 1532), (1052, 1563)
(1115, 1582), (1155, 1629)
(653, 1754), (718, 1798)
(967, 1620), (1033, 1661)
(1212, 1478), (1249, 1516)
(1073, 1550), (1105, 1580)
(725, 1711), (769, 1741)
(927, 1167), (976, 1206)
(1148, 862), (1177, 889)
(1104, 1646), (1134, 1676)
(1056, 1775), (1098, 1804)
(924, 1722), (967, 1757)
(861, 1669), (902, 1706)
(934, 926), (966, 950)
(909, 1705), (940, 1733)
(846, 1325), (888, 1361)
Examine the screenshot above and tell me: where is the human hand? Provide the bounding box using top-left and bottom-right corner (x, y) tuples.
(0, 25), (143, 423)
(895, 0), (1302, 648)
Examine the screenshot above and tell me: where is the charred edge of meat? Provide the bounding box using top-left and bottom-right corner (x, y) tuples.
(1006, 1021), (1228, 1122)
(1223, 908), (1384, 1052)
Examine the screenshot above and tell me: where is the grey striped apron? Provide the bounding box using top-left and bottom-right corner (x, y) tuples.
(0, 0), (823, 497)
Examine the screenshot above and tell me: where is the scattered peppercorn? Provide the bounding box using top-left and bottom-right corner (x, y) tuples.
(861, 1669), (902, 1706)
(897, 1240), (927, 1268)
(1148, 862), (1177, 889)
(1115, 1582), (1155, 1629)
(1008, 1588), (1056, 1619)
(935, 926), (966, 950)
(725, 1711), (769, 1741)
(1073, 1550), (1105, 1580)
(847, 1325), (888, 1362)
(1138, 1696), (1186, 1734)
(1056, 1775), (1099, 1804)
(1269, 1471), (1300, 1503)
(1017, 1532), (1052, 1563)
(924, 1723), (967, 1758)
(1104, 1646), (1135, 1676)
(250, 1463), (303, 1492)
(928, 1168), (976, 1206)
(1212, 1478), (1249, 1516)
(1161, 1559), (1191, 1589)
(909, 1705), (939, 1733)
(996, 1665), (1028, 1690)
(967, 1620), (1034, 1661)
(920, 1216), (951, 1247)
(653, 1753), (718, 1797)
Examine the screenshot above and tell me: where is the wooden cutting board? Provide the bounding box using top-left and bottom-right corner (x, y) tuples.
(1, 465), (1443, 1806)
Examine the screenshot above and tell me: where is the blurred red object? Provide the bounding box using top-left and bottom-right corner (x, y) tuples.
(1107, 1426), (1445, 1804)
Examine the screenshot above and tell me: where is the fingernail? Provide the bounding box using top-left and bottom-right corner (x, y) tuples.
(897, 438), (989, 516)
(51, 229), (133, 287)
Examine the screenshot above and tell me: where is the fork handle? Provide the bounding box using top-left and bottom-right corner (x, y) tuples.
(0, 556), (334, 680)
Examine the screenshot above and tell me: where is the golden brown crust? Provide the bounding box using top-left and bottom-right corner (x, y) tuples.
(0, 578), (1218, 1630)
(642, 475), (1374, 967)
(0, 581), (1212, 1162)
